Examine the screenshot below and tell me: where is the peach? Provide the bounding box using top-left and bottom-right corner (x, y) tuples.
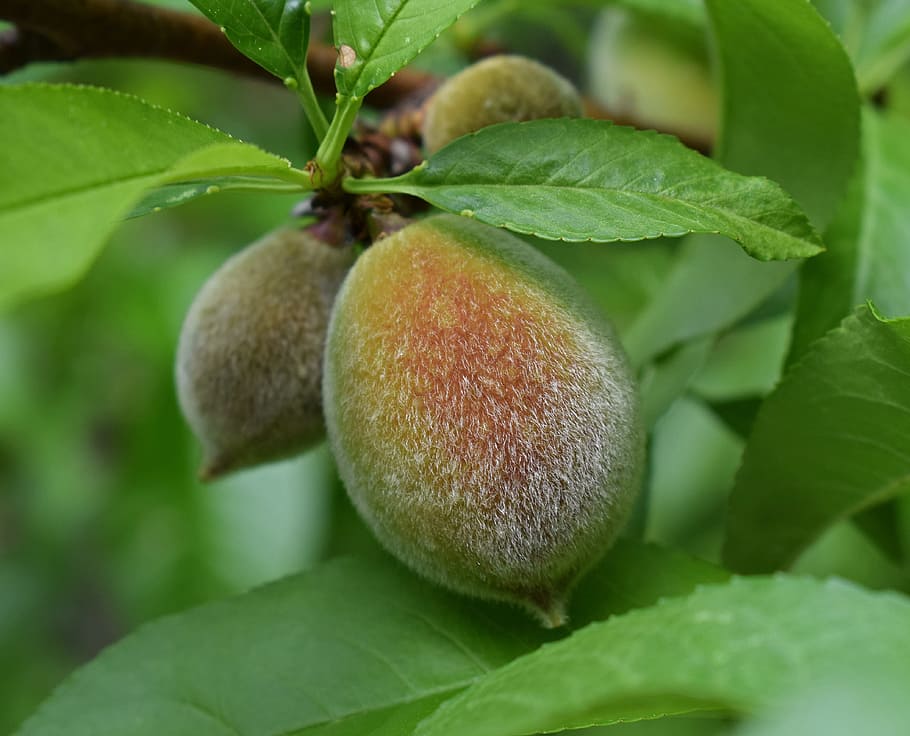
(323, 215), (643, 625)
(422, 55), (583, 154)
(176, 228), (354, 479)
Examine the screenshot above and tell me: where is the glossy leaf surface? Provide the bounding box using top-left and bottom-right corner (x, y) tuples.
(418, 577), (910, 735)
(356, 119), (822, 261)
(725, 306), (910, 572)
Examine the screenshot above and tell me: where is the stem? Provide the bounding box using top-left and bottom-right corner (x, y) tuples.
(0, 0), (263, 77)
(0, 1), (713, 152)
(313, 95), (362, 187)
(343, 169), (418, 195)
(293, 72), (329, 141)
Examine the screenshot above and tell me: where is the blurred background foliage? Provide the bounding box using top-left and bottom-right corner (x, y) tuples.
(2, 0), (909, 734)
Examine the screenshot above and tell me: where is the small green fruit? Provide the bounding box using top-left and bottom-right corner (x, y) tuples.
(588, 8), (718, 148)
(176, 228), (354, 479)
(324, 215), (643, 626)
(423, 54), (583, 154)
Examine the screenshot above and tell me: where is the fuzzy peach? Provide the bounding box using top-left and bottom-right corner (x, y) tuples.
(176, 228), (354, 479)
(422, 55), (583, 154)
(323, 215), (643, 625)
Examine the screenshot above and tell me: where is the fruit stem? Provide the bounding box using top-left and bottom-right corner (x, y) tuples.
(312, 94), (362, 187)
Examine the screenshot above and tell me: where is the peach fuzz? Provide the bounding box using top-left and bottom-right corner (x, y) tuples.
(324, 215), (643, 625)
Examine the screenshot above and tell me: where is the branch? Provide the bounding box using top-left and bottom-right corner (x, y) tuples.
(0, 0), (434, 108)
(0, 0), (711, 151)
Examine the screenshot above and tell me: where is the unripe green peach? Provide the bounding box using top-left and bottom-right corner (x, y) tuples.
(324, 215), (643, 626)
(423, 54), (583, 154)
(176, 228), (354, 480)
(588, 8), (718, 148)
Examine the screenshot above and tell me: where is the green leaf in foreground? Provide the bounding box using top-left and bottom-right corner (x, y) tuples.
(333, 0), (482, 98)
(724, 305), (910, 573)
(17, 540), (721, 736)
(0, 84), (306, 313)
(17, 557), (539, 736)
(347, 119), (823, 261)
(416, 576), (910, 736)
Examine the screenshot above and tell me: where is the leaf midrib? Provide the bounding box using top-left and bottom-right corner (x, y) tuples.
(0, 161), (294, 215)
(238, 0), (302, 79)
(390, 182), (818, 251)
(853, 113), (878, 305)
(275, 681), (473, 736)
(338, 0), (412, 94)
(0, 170), (163, 214)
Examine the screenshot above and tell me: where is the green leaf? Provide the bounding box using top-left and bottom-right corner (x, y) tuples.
(187, 0), (310, 86)
(853, 501), (905, 563)
(349, 119), (822, 261)
(627, 0), (861, 367)
(164, 141), (297, 179)
(185, 0), (327, 135)
(16, 540), (722, 736)
(691, 315), (793, 402)
(532, 238), (675, 337)
(127, 176), (303, 219)
(333, 0), (482, 98)
(570, 538), (729, 628)
(791, 516), (910, 589)
(639, 336), (714, 428)
(792, 109), (910, 358)
(706, 397), (763, 440)
(706, 0), (860, 229)
(724, 305), (910, 573)
(415, 576), (910, 736)
(17, 556), (541, 736)
(623, 235), (794, 366)
(0, 84), (304, 312)
(647, 397), (743, 557)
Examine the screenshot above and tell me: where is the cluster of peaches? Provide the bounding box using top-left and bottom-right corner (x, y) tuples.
(176, 53), (649, 626)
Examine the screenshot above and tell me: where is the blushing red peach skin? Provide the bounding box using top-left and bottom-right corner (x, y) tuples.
(323, 215), (643, 626)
